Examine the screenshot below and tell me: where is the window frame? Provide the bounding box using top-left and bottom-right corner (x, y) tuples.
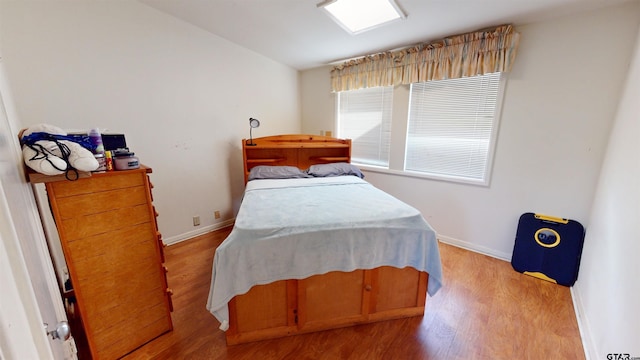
(335, 85), (394, 168)
(335, 73), (508, 187)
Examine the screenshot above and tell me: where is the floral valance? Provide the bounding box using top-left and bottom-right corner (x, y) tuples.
(330, 24), (521, 92)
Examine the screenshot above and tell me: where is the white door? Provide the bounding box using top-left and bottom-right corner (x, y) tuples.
(0, 61), (76, 359)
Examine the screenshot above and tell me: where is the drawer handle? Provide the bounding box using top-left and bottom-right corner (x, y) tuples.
(166, 288), (174, 312)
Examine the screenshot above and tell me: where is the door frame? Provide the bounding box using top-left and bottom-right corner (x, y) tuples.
(0, 182), (55, 359)
(0, 60), (75, 359)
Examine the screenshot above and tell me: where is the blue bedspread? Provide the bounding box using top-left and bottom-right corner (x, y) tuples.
(206, 176), (443, 330)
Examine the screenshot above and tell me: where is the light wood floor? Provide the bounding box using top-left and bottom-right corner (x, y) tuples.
(121, 227), (585, 360)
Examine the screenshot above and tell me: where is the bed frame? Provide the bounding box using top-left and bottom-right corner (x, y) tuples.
(227, 134), (429, 345)
(242, 134), (352, 183)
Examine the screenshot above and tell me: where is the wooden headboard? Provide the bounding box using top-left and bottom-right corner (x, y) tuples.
(242, 134), (352, 183)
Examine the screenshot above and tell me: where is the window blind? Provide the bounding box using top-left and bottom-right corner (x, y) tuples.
(406, 72), (502, 182)
(337, 86), (393, 167)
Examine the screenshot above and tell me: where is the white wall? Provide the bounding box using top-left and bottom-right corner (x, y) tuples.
(302, 2), (640, 260)
(1, 0), (301, 244)
(573, 22), (640, 359)
(301, 66), (334, 135)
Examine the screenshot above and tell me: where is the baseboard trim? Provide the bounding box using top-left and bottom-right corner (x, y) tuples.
(163, 219), (235, 245)
(570, 285), (594, 360)
(437, 234), (512, 262)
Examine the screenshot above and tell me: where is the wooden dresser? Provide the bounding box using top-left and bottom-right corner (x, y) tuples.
(44, 167), (172, 359)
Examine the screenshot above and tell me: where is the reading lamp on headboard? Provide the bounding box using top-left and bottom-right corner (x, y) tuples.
(246, 118), (260, 146)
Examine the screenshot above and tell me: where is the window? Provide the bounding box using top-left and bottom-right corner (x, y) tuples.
(336, 72), (505, 185)
(406, 73), (503, 184)
(336, 86), (393, 167)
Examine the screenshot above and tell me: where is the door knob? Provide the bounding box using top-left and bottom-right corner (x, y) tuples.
(45, 321), (71, 341)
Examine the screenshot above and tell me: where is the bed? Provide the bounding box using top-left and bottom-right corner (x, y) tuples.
(206, 134), (443, 345)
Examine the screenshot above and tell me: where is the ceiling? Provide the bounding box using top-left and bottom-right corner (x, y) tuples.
(139, 0), (631, 70)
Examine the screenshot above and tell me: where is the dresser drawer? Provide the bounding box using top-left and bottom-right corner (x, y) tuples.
(56, 185), (148, 219)
(77, 263), (163, 317)
(92, 302), (171, 360)
(60, 204), (152, 241)
(66, 224), (159, 280)
(49, 170), (147, 198)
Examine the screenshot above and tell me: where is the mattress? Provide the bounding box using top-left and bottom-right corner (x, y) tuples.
(206, 176), (443, 328)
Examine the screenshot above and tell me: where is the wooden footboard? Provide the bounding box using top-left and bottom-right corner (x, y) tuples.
(225, 266), (428, 345)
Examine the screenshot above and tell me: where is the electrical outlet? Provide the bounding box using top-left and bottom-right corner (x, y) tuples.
(214, 211), (221, 219)
(193, 216), (200, 226)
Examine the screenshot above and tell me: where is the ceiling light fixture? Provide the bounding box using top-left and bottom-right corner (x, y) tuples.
(317, 0), (406, 35)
